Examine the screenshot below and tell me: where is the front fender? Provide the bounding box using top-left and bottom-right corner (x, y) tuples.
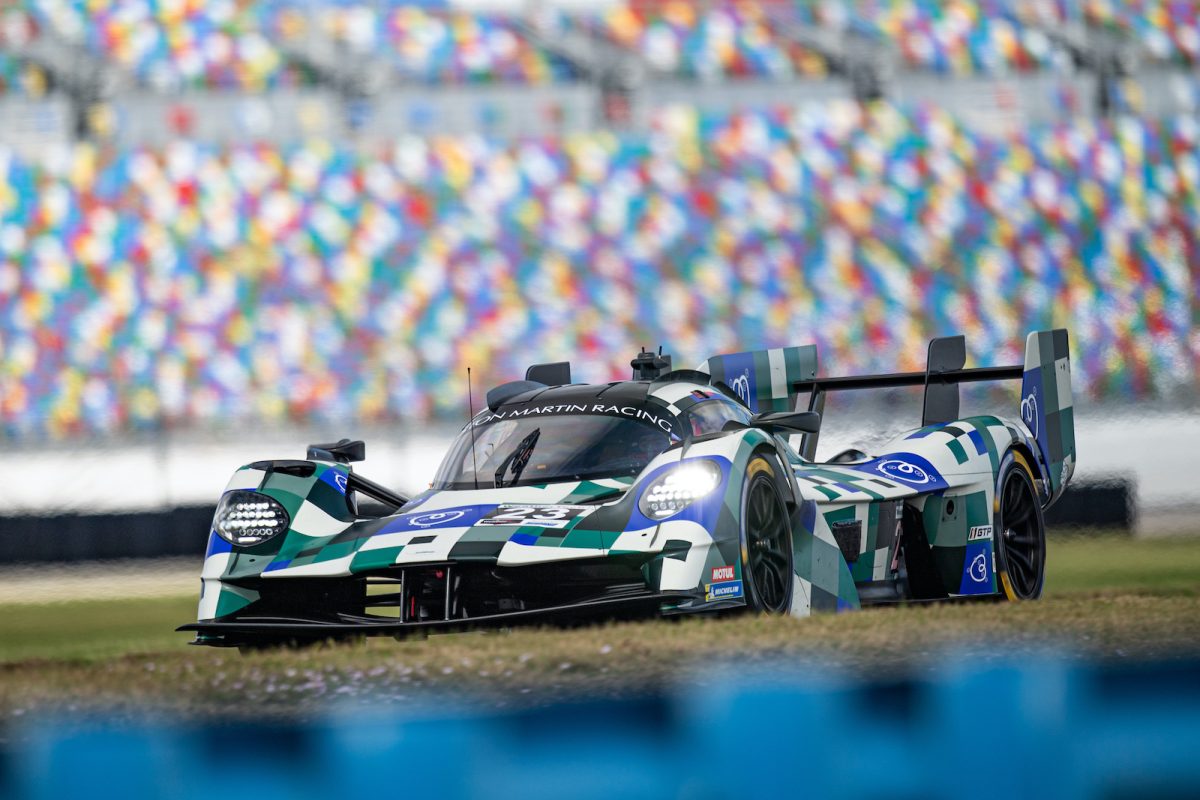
(683, 429), (861, 617)
(198, 460), (355, 620)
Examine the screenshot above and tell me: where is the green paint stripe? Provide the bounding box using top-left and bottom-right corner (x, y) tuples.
(312, 539), (359, 563)
(350, 546), (404, 571)
(812, 484), (841, 501)
(823, 506), (856, 524)
(865, 504), (879, 553)
(782, 347), (802, 385)
(946, 438), (969, 465)
(214, 585), (258, 618)
(972, 419), (1001, 475)
(852, 484), (885, 501)
(850, 557), (873, 582)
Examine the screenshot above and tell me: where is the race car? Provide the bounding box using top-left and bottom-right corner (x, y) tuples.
(179, 330), (1075, 647)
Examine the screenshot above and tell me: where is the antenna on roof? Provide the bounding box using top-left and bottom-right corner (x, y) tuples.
(467, 367), (480, 491)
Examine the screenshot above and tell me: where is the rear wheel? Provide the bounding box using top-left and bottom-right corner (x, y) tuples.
(994, 452), (1046, 601)
(739, 456), (794, 614)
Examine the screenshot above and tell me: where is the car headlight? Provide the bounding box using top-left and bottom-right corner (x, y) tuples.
(638, 460), (723, 520)
(213, 490), (290, 546)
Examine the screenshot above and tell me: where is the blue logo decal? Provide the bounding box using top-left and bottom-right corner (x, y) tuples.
(409, 510), (467, 527)
(319, 468), (348, 495)
(958, 541), (994, 595)
(719, 352), (757, 412)
(1021, 389), (1039, 439)
(707, 580), (744, 601)
(380, 505), (493, 534)
(877, 459), (932, 484)
(851, 453), (948, 492)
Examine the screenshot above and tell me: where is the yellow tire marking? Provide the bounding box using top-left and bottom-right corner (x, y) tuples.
(997, 449), (1036, 603)
(999, 570), (1018, 601)
(747, 458), (775, 479)
(1011, 449), (1034, 481)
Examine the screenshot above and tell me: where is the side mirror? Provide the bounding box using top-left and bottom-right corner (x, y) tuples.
(749, 411), (822, 435)
(307, 438), (366, 464)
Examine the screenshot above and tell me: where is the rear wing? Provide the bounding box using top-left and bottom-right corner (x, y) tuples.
(789, 330), (1075, 501)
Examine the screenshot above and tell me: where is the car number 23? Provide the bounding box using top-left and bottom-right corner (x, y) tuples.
(478, 505), (592, 529)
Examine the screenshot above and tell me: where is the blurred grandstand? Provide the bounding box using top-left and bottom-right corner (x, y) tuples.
(0, 2), (1197, 529)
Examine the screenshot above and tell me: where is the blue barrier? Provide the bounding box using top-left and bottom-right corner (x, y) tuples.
(6, 654), (1200, 799)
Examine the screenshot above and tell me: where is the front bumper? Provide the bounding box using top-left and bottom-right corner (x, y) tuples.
(179, 590), (690, 646)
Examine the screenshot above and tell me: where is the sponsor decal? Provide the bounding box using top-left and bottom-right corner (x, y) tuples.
(318, 469), (348, 495)
(851, 453), (947, 492)
(729, 370), (751, 406)
(476, 404), (673, 433)
(968, 552), (988, 583)
(712, 565), (736, 582)
(380, 504), (493, 535)
(706, 580), (744, 601)
(409, 510), (466, 528)
(1021, 392), (1039, 438)
(876, 459), (932, 485)
(957, 541), (994, 595)
(478, 504), (592, 530)
(968, 525), (994, 542)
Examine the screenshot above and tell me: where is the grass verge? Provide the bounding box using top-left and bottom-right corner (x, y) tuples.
(0, 533), (1196, 720)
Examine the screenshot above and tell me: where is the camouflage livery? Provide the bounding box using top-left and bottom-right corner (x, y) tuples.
(702, 345), (818, 413)
(183, 330), (1074, 645)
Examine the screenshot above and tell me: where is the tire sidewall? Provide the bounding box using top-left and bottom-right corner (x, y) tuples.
(994, 450), (1047, 601)
(738, 453), (795, 614)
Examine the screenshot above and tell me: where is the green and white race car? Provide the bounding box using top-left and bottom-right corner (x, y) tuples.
(180, 330), (1075, 647)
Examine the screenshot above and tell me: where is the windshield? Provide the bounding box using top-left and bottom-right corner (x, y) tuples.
(432, 413), (676, 490)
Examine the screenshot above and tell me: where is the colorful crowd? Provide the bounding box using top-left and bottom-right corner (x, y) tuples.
(0, 100), (1195, 439)
(4, 1), (1198, 93)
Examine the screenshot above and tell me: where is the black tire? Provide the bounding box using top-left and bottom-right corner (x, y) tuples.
(739, 455), (794, 614)
(994, 451), (1046, 601)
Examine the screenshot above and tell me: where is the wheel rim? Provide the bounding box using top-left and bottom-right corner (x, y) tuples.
(998, 467), (1044, 599)
(746, 475), (791, 613)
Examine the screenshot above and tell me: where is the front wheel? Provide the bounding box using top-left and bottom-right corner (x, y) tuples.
(739, 455), (794, 614)
(994, 451), (1046, 601)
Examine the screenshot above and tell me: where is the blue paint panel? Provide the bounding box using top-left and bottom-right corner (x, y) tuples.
(957, 541), (995, 595)
(264, 559), (293, 573)
(509, 533), (539, 546)
(967, 428), (987, 456)
(1020, 365), (1050, 471)
(379, 505), (497, 534)
(319, 468), (348, 495)
(715, 351), (758, 412)
(204, 531), (231, 558)
(848, 452), (949, 493)
(905, 425), (945, 439)
(799, 499), (818, 532)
